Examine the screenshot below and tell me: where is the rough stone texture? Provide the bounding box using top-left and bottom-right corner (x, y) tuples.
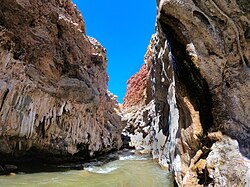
(122, 39), (153, 109)
(122, 64), (148, 109)
(0, 0), (123, 163)
(206, 136), (250, 187)
(121, 38), (154, 150)
(122, 0), (250, 186)
(122, 100), (154, 150)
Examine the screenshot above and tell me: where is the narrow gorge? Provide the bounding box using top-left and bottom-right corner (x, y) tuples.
(0, 0), (250, 186)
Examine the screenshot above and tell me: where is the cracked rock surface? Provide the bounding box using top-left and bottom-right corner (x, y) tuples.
(0, 0), (123, 163)
(122, 0), (250, 186)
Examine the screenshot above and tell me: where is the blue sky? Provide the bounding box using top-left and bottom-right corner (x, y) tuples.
(73, 1), (156, 103)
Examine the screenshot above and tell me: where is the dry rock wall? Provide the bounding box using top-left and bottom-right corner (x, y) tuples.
(121, 39), (153, 150)
(122, 0), (250, 186)
(0, 0), (123, 163)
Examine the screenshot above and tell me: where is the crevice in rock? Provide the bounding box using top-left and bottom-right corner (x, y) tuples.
(13, 37), (25, 60)
(197, 167), (213, 186)
(245, 27), (250, 40)
(160, 103), (170, 136)
(56, 23), (63, 39)
(37, 116), (46, 139)
(159, 13), (214, 131)
(75, 143), (90, 158)
(0, 88), (9, 113)
(193, 10), (211, 27)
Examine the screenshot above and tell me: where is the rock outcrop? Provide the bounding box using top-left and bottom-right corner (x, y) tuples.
(122, 39), (153, 109)
(121, 38), (153, 150)
(122, 0), (250, 186)
(206, 135), (250, 186)
(0, 0), (123, 163)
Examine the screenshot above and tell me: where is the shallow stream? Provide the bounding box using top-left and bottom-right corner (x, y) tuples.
(0, 150), (173, 187)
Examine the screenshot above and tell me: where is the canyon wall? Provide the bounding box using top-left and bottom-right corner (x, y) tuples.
(122, 0), (250, 186)
(0, 0), (123, 163)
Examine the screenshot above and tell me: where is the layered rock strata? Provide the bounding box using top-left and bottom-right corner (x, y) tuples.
(0, 0), (123, 163)
(122, 0), (250, 186)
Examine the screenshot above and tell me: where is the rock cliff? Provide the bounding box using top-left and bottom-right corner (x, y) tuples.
(122, 0), (250, 186)
(0, 0), (123, 163)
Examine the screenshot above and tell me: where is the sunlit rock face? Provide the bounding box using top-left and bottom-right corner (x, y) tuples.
(122, 0), (250, 186)
(121, 38), (153, 150)
(122, 39), (153, 109)
(206, 135), (250, 187)
(0, 0), (123, 162)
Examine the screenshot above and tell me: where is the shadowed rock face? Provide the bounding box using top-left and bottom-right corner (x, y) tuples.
(159, 0), (250, 153)
(122, 0), (250, 186)
(0, 0), (123, 163)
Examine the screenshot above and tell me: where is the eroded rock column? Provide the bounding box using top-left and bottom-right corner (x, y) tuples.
(0, 0), (123, 163)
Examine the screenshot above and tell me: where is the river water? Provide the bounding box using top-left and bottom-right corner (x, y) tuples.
(0, 150), (173, 187)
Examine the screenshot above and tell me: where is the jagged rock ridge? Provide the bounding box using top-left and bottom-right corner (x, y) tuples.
(122, 0), (250, 186)
(0, 0), (123, 163)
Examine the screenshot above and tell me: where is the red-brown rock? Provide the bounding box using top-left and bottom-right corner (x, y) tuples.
(122, 38), (154, 109)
